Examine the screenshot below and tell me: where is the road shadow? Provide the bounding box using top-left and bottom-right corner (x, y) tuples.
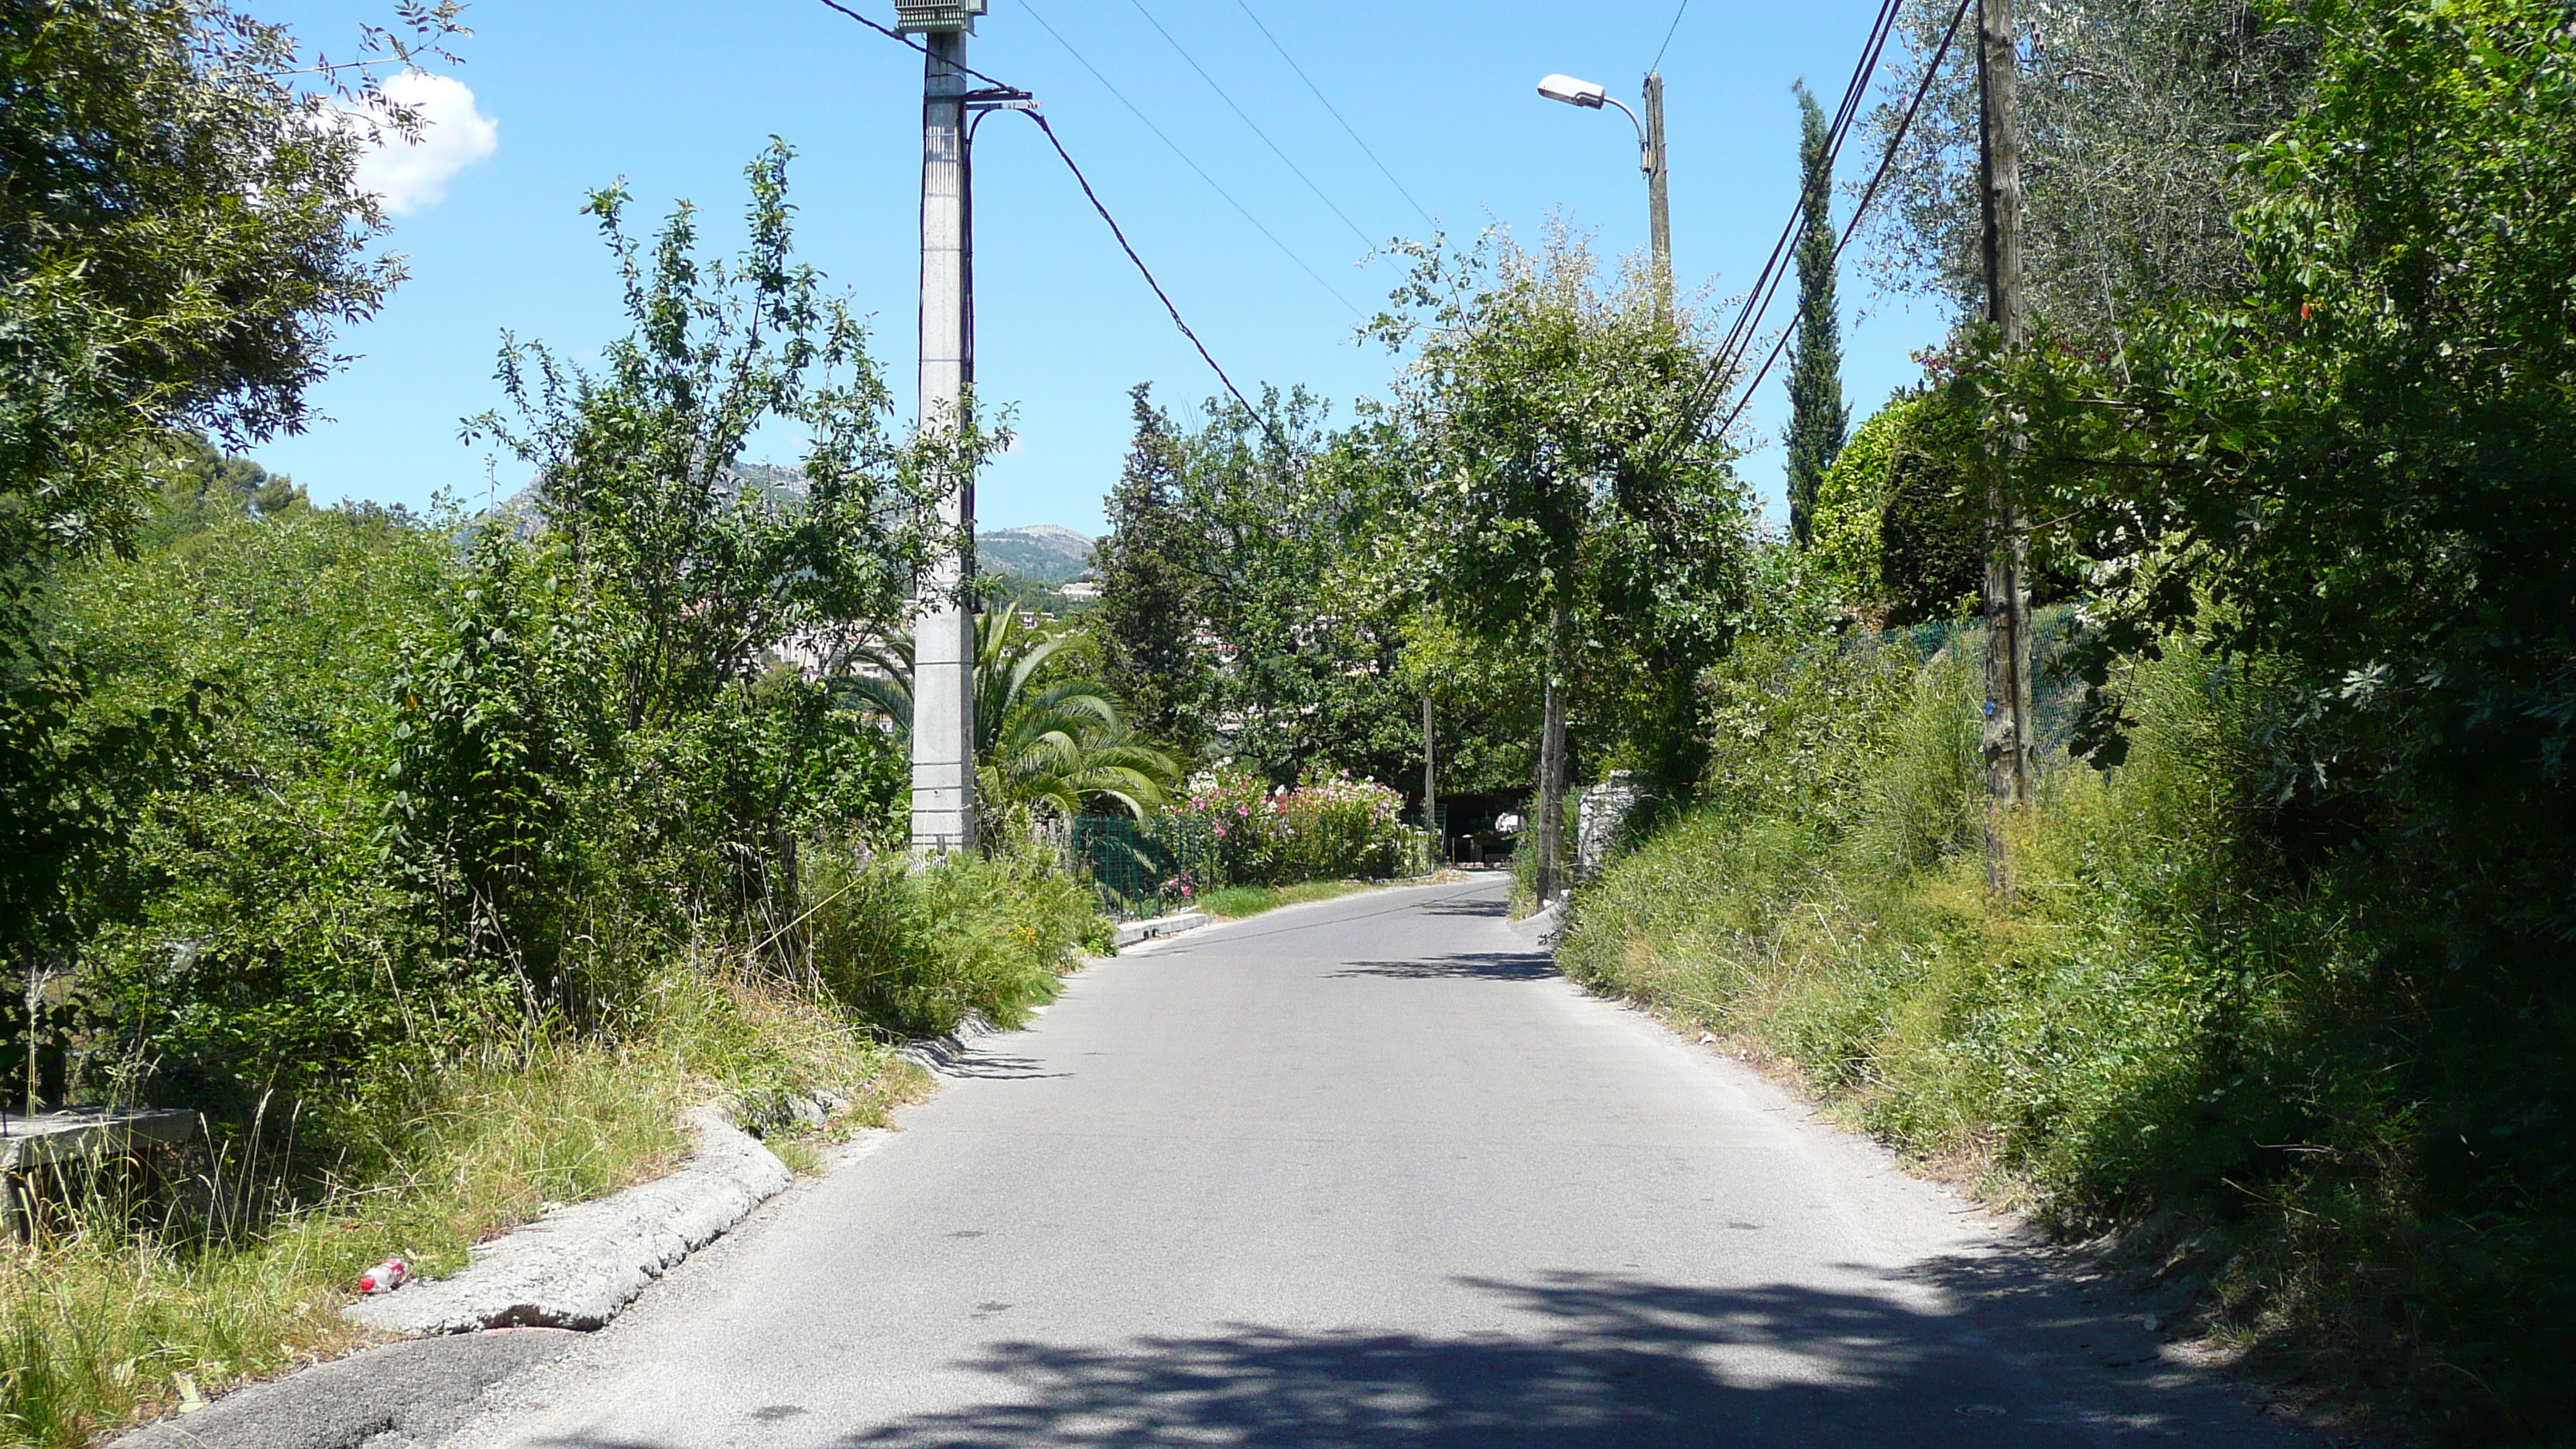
(934, 1052), (1069, 1081)
(516, 1264), (2302, 1449)
(769, 1270), (2102, 1447)
(1328, 951), (1557, 982)
(1419, 892), (1509, 919)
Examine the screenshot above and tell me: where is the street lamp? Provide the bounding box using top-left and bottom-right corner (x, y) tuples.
(1536, 70), (1672, 303)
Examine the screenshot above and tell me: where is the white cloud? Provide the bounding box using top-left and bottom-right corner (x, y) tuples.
(348, 72), (497, 215)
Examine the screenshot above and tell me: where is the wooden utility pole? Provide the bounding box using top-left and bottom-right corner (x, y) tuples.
(1643, 70), (1673, 313)
(1977, 0), (2033, 882)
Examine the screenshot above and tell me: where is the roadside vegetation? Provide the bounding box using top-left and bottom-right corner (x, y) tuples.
(1565, 3), (2576, 1441)
(8, 0), (2566, 1444)
(0, 11), (1111, 1444)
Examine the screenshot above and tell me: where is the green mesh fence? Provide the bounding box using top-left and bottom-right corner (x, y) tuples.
(1062, 815), (1221, 921)
(1858, 605), (2088, 762)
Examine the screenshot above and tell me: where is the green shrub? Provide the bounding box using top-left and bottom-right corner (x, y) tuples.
(1167, 765), (1421, 886)
(1878, 393), (1985, 626)
(1809, 397), (1916, 608)
(802, 841), (1111, 1038)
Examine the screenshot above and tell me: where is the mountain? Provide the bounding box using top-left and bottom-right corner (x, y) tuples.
(978, 525), (1094, 584)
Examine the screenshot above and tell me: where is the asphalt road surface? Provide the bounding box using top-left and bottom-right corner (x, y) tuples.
(447, 877), (2311, 1449)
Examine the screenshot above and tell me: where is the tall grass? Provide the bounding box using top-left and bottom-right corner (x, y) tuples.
(800, 839), (1115, 1037)
(0, 965), (920, 1449)
(1559, 625), (2573, 1441)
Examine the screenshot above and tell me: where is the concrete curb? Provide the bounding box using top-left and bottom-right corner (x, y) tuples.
(108, 1329), (579, 1449)
(1512, 900), (1561, 947)
(342, 1106), (793, 1336)
(1114, 909), (1208, 948)
(896, 1010), (1009, 1072)
(339, 908), (1214, 1335)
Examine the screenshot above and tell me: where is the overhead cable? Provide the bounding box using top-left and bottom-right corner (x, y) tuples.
(1667, 0), (1910, 458)
(1022, 111), (1294, 454)
(807, 0), (1294, 452)
(1649, 0), (1692, 74)
(1232, 0), (1437, 229)
(1125, 0), (1395, 267)
(1020, 0), (1364, 317)
(1700, 0), (1900, 393)
(1706, 0), (1975, 446)
(812, 0), (1019, 89)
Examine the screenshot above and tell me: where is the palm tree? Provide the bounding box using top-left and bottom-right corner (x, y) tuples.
(844, 604), (1180, 821)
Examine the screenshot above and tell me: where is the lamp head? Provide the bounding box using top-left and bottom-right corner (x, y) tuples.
(1536, 74), (1608, 109)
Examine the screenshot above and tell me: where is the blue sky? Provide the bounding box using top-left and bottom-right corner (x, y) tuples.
(255, 0), (1953, 534)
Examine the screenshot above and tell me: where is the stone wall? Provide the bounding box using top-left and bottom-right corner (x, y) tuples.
(1575, 771), (1640, 881)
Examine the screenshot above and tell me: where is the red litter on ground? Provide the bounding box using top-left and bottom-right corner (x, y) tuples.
(358, 1259), (409, 1294)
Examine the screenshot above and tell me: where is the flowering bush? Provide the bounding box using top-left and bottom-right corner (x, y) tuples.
(1165, 765), (1418, 885)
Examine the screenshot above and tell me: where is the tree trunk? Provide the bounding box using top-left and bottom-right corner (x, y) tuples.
(1533, 602), (1571, 908)
(1421, 694), (1438, 852)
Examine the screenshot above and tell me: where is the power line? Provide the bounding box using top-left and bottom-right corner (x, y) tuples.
(1686, 0), (1901, 434)
(1125, 0), (1393, 266)
(1020, 0), (1363, 317)
(1706, 0), (1973, 446)
(806, 0), (1293, 452)
(1649, 0), (1691, 74)
(811, 0), (1019, 89)
(1022, 111), (1292, 454)
(1666, 0), (1910, 458)
(1700, 0), (1901, 385)
(1231, 0), (1436, 230)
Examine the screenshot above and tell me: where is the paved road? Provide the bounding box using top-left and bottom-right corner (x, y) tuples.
(449, 878), (2309, 1448)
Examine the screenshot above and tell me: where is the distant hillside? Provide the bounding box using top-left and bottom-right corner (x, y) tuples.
(493, 468), (1096, 589)
(978, 525), (1094, 584)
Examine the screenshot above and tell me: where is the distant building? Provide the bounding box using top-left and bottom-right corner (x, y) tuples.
(1057, 578), (1103, 602)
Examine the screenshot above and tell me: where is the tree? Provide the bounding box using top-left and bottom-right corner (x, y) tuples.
(848, 604), (1180, 823)
(1969, 7), (2576, 1406)
(2006, 0), (2576, 803)
(1093, 386), (1209, 755)
(1859, 0), (2314, 343)
(2, 1), (461, 1077)
(1372, 224), (1754, 904)
(1094, 385), (1430, 791)
(1784, 81), (1848, 547)
(1, 0), (460, 571)
(396, 146), (958, 975)
(464, 142), (957, 734)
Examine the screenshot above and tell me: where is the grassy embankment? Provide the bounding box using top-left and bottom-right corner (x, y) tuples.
(0, 849), (1108, 1449)
(1557, 622), (2573, 1444)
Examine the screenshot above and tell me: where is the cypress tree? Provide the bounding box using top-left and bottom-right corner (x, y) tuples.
(1784, 82), (1848, 548)
(1093, 385), (1207, 753)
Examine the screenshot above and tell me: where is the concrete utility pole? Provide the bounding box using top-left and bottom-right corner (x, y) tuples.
(1977, 0), (2034, 877)
(900, 0), (987, 855)
(1643, 70), (1673, 310)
